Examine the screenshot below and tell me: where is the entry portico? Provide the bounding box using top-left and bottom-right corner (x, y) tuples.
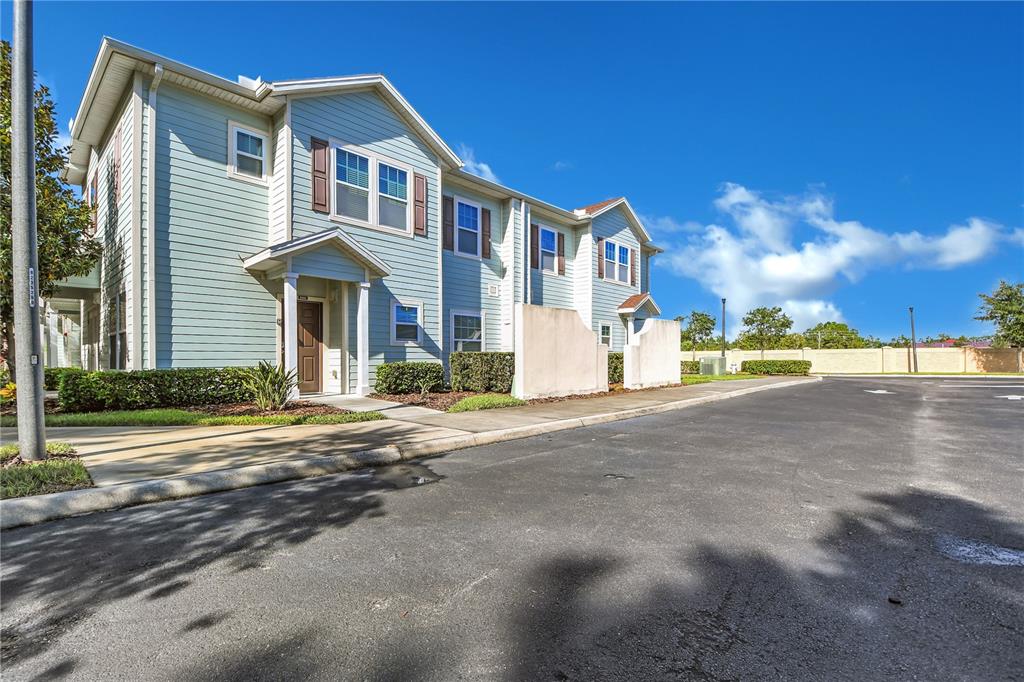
(243, 229), (391, 397)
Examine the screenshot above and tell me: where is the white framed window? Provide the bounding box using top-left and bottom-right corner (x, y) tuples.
(108, 289), (127, 370)
(390, 300), (422, 346)
(539, 226), (558, 273)
(330, 140), (414, 236)
(455, 197), (481, 257)
(599, 322), (612, 347)
(451, 310), (484, 352)
(378, 163), (408, 230)
(604, 239), (631, 284)
(228, 122), (268, 184)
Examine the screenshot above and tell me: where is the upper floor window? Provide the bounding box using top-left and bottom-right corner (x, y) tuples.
(336, 149), (371, 222)
(331, 141), (413, 235)
(456, 198), (481, 257)
(540, 227), (558, 273)
(228, 122), (268, 184)
(604, 239), (630, 284)
(378, 163), (408, 230)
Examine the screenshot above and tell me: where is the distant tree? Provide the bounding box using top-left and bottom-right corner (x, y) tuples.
(777, 332), (807, 350)
(679, 310), (717, 359)
(740, 306), (793, 359)
(976, 280), (1024, 347)
(803, 321), (870, 349)
(0, 40), (101, 375)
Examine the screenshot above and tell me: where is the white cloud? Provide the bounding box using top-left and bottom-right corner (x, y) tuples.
(457, 144), (500, 184)
(658, 183), (1013, 331)
(641, 214), (704, 237)
(552, 160), (573, 171)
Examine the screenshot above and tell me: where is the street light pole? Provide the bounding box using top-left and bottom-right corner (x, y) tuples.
(11, 0), (47, 461)
(908, 306), (919, 373)
(720, 298), (726, 358)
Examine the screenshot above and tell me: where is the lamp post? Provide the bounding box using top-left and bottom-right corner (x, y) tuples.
(908, 306), (919, 373)
(12, 0), (47, 461)
(720, 298), (727, 358)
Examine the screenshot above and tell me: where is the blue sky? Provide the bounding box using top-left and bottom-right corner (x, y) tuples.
(4, 1), (1021, 340)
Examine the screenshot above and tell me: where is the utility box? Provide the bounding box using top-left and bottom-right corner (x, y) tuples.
(700, 356), (726, 375)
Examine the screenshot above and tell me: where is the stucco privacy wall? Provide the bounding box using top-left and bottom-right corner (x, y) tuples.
(690, 348), (1024, 373)
(623, 319), (682, 389)
(513, 304), (609, 399)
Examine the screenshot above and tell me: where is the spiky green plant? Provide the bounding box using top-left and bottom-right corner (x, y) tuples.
(241, 361), (297, 411)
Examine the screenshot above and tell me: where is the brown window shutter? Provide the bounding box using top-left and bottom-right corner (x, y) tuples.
(481, 208), (491, 259)
(630, 248), (638, 286)
(557, 232), (565, 275)
(310, 137), (329, 213)
(413, 173), (427, 236)
(442, 195), (454, 250)
(596, 238), (605, 278)
(530, 224), (539, 269)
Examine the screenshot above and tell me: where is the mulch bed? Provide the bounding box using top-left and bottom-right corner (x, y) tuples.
(373, 383), (685, 412)
(371, 392), (475, 412)
(0, 398), (61, 416)
(185, 401), (350, 417)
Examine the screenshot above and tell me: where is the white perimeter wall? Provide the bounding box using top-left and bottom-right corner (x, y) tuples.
(689, 347), (1023, 373)
(624, 318), (682, 389)
(513, 304), (609, 399)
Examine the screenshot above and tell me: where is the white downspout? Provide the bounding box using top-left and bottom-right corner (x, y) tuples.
(145, 64), (163, 368)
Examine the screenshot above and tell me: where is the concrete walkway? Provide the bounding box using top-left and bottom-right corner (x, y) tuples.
(12, 377), (813, 488)
(302, 392), (444, 419)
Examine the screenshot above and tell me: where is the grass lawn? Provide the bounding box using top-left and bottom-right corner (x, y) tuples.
(0, 409), (387, 428)
(1, 442), (93, 499)
(448, 394), (527, 413)
(680, 373), (764, 385)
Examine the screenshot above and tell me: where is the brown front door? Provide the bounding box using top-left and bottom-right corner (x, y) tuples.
(297, 301), (323, 394)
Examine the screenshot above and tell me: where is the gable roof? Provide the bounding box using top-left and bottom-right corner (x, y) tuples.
(617, 292), (662, 316)
(243, 228), (391, 279)
(574, 197), (652, 244)
(64, 38), (461, 184)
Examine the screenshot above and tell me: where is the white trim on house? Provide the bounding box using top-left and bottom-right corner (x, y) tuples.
(227, 120), (270, 185)
(390, 298), (424, 347)
(328, 137), (414, 238)
(574, 197), (652, 244)
(453, 194), (483, 260)
(450, 308), (486, 353)
(284, 97), (293, 241)
(145, 64), (163, 369)
(130, 71), (144, 370)
(243, 228), (391, 278)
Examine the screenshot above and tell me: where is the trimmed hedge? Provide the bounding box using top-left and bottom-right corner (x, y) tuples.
(608, 352), (624, 384)
(741, 360), (812, 375)
(374, 361), (445, 395)
(681, 360), (700, 375)
(59, 367), (253, 412)
(44, 367), (84, 391)
(450, 352), (514, 393)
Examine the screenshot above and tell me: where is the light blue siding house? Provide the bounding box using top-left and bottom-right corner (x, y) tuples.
(54, 38), (663, 395)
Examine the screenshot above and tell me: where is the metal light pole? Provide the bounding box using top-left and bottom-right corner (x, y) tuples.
(11, 0), (47, 461)
(908, 306), (919, 374)
(720, 298), (726, 358)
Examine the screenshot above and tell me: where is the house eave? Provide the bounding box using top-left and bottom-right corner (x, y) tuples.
(243, 229), (392, 279)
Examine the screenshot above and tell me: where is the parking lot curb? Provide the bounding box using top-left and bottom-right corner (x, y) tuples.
(0, 376), (818, 529)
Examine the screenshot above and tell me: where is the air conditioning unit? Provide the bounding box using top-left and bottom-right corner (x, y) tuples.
(700, 356), (726, 375)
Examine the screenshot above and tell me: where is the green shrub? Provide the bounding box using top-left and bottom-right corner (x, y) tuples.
(681, 360), (700, 375)
(58, 367), (253, 412)
(448, 394), (526, 413)
(449, 352), (515, 393)
(241, 361), (297, 411)
(608, 352), (624, 384)
(741, 360), (812, 375)
(373, 361), (445, 395)
(44, 367), (84, 391)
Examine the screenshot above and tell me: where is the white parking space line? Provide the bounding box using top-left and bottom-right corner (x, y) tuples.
(939, 384), (1024, 388)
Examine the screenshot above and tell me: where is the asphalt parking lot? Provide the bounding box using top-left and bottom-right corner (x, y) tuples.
(1, 376), (1022, 680)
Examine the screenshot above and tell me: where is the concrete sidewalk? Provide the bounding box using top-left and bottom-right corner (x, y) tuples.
(26, 376), (811, 487)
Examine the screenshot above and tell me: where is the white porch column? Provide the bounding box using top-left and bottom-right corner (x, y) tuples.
(283, 272), (299, 399)
(356, 280), (371, 396)
(626, 314), (636, 345)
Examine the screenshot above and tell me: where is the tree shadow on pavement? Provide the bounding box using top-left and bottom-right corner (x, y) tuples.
(508, 489), (1024, 680)
(0, 470), (399, 667)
